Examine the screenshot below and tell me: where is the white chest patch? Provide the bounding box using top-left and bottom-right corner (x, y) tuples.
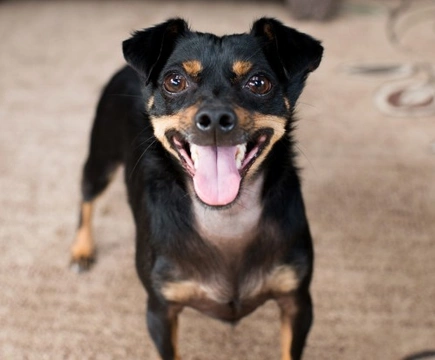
(192, 175), (264, 254)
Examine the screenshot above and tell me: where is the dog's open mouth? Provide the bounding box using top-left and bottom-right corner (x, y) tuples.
(171, 131), (270, 206)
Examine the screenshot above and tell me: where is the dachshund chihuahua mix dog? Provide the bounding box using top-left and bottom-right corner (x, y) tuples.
(71, 18), (323, 360)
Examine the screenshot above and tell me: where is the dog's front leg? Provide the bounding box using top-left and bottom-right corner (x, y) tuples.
(146, 295), (182, 360)
(277, 288), (313, 360)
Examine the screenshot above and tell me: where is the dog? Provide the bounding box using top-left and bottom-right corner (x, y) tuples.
(70, 18), (323, 360)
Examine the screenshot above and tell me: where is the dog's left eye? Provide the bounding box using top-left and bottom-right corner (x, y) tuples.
(245, 75), (272, 95)
(163, 73), (188, 93)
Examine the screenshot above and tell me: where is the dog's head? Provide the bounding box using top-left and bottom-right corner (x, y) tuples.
(123, 18), (323, 207)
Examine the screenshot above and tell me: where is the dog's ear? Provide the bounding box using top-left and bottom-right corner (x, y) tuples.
(123, 18), (189, 84)
(251, 18), (323, 79)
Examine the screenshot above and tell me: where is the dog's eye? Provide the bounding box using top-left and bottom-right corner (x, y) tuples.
(163, 73), (188, 93)
(245, 75), (272, 95)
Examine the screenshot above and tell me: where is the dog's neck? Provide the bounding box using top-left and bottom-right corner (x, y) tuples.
(191, 174), (264, 256)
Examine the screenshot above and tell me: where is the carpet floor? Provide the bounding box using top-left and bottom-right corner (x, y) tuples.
(1, 0), (434, 359)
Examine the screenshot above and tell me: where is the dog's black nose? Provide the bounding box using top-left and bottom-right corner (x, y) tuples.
(195, 108), (236, 133)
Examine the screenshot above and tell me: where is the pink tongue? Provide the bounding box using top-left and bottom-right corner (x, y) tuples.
(193, 145), (241, 206)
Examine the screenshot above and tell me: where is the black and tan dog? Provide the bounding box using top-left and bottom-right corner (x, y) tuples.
(71, 18), (323, 360)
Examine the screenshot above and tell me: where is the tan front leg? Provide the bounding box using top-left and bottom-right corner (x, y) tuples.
(277, 290), (312, 360)
(171, 314), (181, 360)
(281, 311), (293, 360)
(70, 202), (95, 272)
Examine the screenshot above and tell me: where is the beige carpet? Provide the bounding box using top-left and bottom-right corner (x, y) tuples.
(1, 1), (434, 359)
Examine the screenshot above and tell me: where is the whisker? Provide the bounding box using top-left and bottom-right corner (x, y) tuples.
(130, 124), (154, 148)
(298, 102), (317, 109)
(133, 134), (157, 151)
(179, 191), (192, 204)
(106, 93), (144, 100)
(295, 143), (317, 174)
(129, 139), (157, 179)
(244, 41), (269, 62)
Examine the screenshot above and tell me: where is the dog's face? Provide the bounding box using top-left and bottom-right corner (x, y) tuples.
(123, 18), (323, 207)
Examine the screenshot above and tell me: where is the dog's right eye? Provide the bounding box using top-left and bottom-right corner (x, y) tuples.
(163, 73), (188, 94)
(245, 75), (272, 96)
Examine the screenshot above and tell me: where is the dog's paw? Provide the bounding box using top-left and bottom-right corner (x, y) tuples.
(70, 224), (95, 273)
(70, 255), (95, 273)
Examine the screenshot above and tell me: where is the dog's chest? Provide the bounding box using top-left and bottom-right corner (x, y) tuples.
(161, 264), (299, 321)
(191, 175), (264, 256)
(159, 176), (299, 321)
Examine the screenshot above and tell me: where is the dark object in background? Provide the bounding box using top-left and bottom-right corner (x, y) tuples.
(403, 350), (435, 360)
(286, 0), (341, 20)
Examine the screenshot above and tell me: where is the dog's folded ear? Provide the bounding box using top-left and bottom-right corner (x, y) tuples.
(251, 18), (323, 79)
(123, 18), (189, 84)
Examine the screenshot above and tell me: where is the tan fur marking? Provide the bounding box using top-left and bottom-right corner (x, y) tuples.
(150, 115), (178, 158)
(241, 265), (299, 299)
(150, 105), (198, 158)
(161, 279), (232, 304)
(281, 312), (293, 360)
(232, 60), (253, 77)
(182, 60), (202, 77)
(265, 265), (299, 294)
(177, 105), (198, 130)
(71, 202), (94, 260)
(161, 280), (206, 303)
(234, 106), (254, 129)
(171, 316), (181, 360)
(147, 96), (155, 110)
(246, 113), (286, 179)
(232, 108), (286, 181)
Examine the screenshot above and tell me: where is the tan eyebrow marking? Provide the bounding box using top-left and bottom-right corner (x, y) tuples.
(232, 60), (253, 77)
(182, 60), (203, 77)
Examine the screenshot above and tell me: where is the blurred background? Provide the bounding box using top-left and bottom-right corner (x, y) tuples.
(1, 0), (434, 359)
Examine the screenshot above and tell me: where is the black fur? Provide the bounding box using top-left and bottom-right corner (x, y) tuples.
(76, 18), (323, 360)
